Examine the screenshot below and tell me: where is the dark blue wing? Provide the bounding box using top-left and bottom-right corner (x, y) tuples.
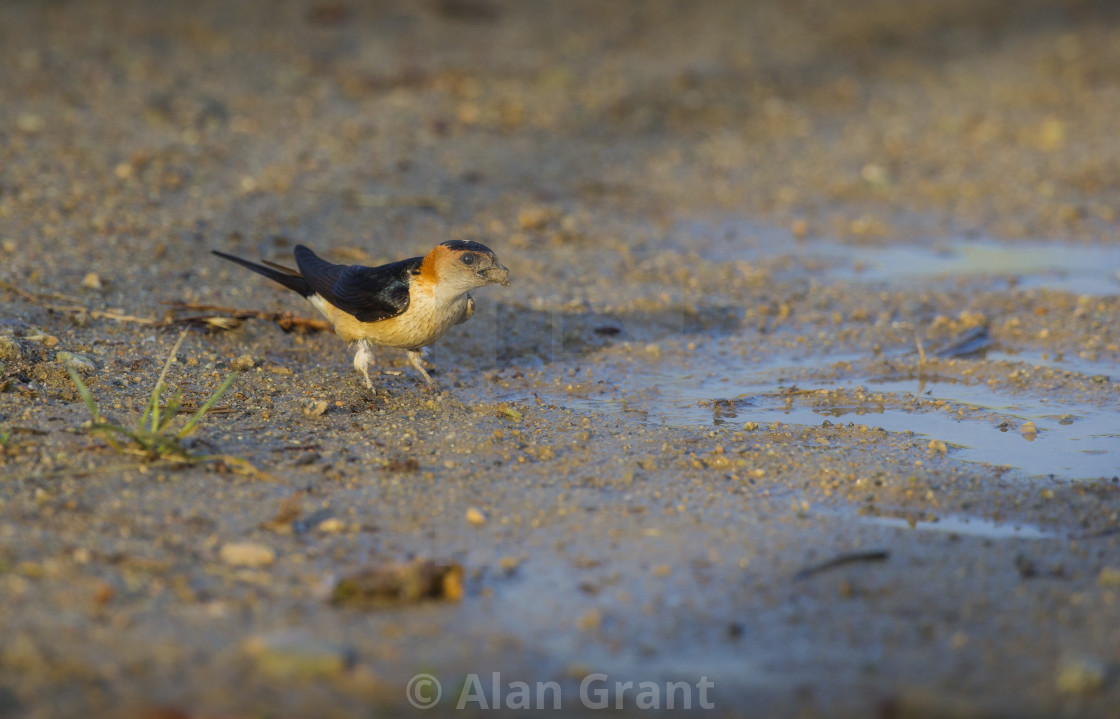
(294, 245), (420, 322)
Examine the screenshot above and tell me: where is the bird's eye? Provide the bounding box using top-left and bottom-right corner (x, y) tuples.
(460, 252), (477, 266)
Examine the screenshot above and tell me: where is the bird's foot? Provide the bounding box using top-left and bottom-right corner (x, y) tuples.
(359, 367), (376, 394)
(407, 349), (433, 385)
(354, 340), (376, 393)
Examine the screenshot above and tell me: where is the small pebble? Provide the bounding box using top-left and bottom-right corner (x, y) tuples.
(1019, 421), (1038, 440)
(317, 518), (345, 534)
(303, 400), (329, 417)
(1098, 567), (1120, 587)
(3, 634), (46, 671)
(1055, 654), (1108, 695)
(466, 507), (487, 525)
(576, 609), (602, 631)
(56, 352), (97, 372)
(518, 205), (554, 230)
(16, 113), (44, 134)
(219, 542), (275, 568)
(0, 336), (22, 362)
(244, 631), (353, 679)
(81, 272), (103, 290)
(231, 354), (256, 371)
(23, 331), (58, 348)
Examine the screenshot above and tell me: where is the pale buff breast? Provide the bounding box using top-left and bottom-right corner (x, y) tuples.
(309, 291), (470, 350)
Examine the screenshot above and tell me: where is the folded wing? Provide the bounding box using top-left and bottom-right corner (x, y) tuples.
(294, 245), (420, 323)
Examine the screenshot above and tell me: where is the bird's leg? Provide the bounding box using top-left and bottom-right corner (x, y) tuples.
(353, 340), (375, 390)
(406, 348), (432, 384)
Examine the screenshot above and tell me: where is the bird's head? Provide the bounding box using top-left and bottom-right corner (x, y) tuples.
(422, 240), (511, 294)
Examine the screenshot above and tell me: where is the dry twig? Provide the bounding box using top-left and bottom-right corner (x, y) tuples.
(793, 550), (890, 581)
(0, 279), (329, 332)
(163, 301), (330, 332)
(0, 279), (159, 325)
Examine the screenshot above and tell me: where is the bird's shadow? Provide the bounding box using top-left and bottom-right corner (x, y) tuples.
(206, 298), (745, 396)
(440, 299), (745, 373)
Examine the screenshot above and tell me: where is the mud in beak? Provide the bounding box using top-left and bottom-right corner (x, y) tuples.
(483, 264), (511, 286)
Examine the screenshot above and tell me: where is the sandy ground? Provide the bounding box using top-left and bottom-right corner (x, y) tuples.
(2, 1), (1120, 717)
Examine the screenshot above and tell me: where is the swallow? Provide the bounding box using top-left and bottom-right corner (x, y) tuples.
(212, 240), (510, 389)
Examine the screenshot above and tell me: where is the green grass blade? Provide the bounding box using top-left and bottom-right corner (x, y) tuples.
(138, 396), (151, 432)
(65, 365), (101, 424)
(138, 382), (159, 433)
(160, 390), (183, 432)
(148, 381), (164, 434)
(147, 330), (188, 434)
(177, 372), (238, 439)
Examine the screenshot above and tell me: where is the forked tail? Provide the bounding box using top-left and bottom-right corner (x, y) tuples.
(211, 250), (312, 297)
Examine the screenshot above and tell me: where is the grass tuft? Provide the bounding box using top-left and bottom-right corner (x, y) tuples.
(64, 330), (253, 470)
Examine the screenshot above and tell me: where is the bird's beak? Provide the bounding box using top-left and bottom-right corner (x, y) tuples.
(484, 263), (511, 286)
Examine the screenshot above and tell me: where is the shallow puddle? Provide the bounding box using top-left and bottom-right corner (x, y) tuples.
(676, 219), (1120, 295)
(508, 350), (1120, 480)
(804, 377), (1120, 480)
(854, 513), (1058, 540)
(985, 349), (1114, 380)
(493, 220), (1120, 479)
(822, 242), (1120, 296)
